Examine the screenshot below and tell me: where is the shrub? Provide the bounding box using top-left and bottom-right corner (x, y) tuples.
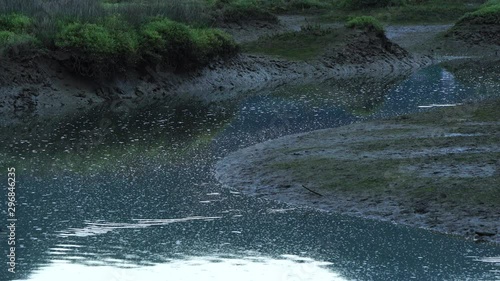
(0, 13), (33, 33)
(0, 31), (40, 57)
(100, 15), (139, 55)
(191, 28), (238, 64)
(56, 23), (117, 54)
(345, 16), (385, 34)
(0, 30), (38, 50)
(140, 18), (195, 68)
(56, 20), (139, 55)
(140, 18), (237, 69)
(55, 19), (139, 76)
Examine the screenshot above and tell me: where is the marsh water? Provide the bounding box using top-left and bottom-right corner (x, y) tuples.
(1, 63), (500, 281)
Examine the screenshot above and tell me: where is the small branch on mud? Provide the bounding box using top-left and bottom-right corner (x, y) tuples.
(301, 185), (323, 197)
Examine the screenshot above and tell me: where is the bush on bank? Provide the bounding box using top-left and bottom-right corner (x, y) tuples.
(140, 17), (238, 70)
(0, 13), (39, 54)
(0, 10), (238, 76)
(0, 13), (33, 33)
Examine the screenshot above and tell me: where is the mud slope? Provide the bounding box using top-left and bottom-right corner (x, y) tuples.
(0, 29), (431, 119)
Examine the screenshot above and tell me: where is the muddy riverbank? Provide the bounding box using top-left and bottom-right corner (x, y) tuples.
(0, 21), (432, 120)
(215, 99), (500, 244)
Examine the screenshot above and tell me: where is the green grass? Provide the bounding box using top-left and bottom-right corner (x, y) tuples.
(0, 13), (32, 32)
(51, 16), (237, 76)
(0, 2), (239, 74)
(242, 25), (338, 60)
(56, 19), (138, 56)
(0, 13), (39, 53)
(446, 1), (500, 45)
(456, 2), (500, 25)
(272, 140), (500, 205)
(0, 30), (38, 50)
(272, 157), (403, 193)
(0, 1), (240, 75)
(345, 16), (384, 35)
(268, 98), (500, 207)
(139, 17), (237, 70)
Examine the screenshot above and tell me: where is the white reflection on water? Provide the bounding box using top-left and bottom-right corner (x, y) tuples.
(417, 103), (462, 108)
(19, 254), (345, 281)
(56, 216), (222, 237)
(475, 257), (500, 279)
(476, 257), (500, 264)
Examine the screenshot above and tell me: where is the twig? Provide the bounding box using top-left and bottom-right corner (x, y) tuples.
(301, 185), (323, 197)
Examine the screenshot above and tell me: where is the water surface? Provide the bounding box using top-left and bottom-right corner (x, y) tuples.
(1, 63), (500, 281)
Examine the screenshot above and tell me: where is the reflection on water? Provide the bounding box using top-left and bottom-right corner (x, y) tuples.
(57, 217), (222, 237)
(18, 254), (342, 281)
(417, 103), (461, 108)
(1, 62), (500, 281)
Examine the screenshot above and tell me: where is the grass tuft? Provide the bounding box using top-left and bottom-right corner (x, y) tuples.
(345, 16), (384, 35)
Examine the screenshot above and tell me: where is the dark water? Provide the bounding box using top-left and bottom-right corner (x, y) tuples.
(1, 63), (499, 281)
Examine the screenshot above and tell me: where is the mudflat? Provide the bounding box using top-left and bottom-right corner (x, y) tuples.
(216, 99), (500, 244)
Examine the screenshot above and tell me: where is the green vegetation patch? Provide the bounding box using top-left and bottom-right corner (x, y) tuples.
(272, 157), (403, 193)
(191, 28), (238, 63)
(0, 1), (239, 75)
(0, 13), (38, 53)
(242, 25), (338, 60)
(456, 3), (500, 25)
(56, 20), (137, 56)
(0, 13), (32, 33)
(0, 30), (38, 50)
(140, 18), (197, 67)
(271, 148), (500, 205)
(268, 98), (500, 208)
(55, 17), (139, 76)
(48, 15), (236, 76)
(345, 16), (384, 35)
(140, 17), (237, 70)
